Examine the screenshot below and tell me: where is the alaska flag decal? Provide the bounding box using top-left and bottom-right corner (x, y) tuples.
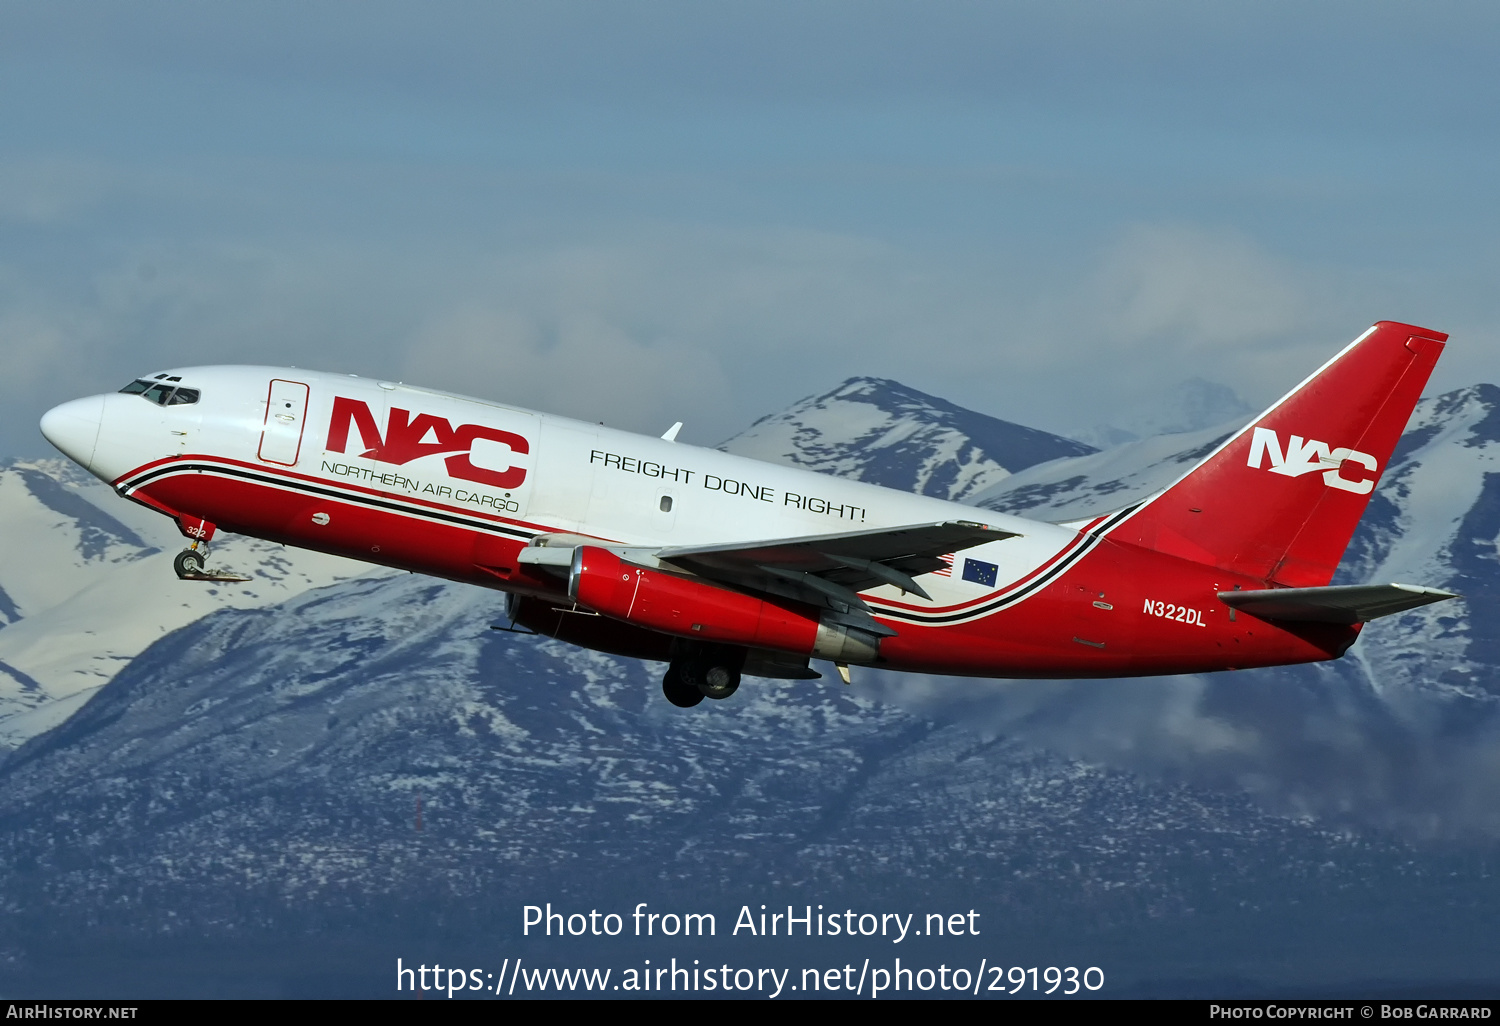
(962, 558), (998, 587)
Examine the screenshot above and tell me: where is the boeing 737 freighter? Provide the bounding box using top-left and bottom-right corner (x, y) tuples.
(39, 321), (1455, 707)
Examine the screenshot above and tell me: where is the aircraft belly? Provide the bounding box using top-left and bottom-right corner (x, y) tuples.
(872, 541), (1357, 678)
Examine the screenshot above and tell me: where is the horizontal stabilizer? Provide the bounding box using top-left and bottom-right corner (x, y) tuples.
(1218, 583), (1457, 624)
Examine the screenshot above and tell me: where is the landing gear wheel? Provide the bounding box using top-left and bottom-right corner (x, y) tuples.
(675, 660), (705, 688)
(662, 664), (704, 708)
(697, 665), (741, 700)
(173, 549), (205, 579)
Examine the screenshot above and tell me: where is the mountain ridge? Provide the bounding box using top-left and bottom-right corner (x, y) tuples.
(720, 376), (1097, 502)
(2, 375), (1499, 995)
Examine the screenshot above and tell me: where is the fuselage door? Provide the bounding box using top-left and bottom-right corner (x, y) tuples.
(259, 379), (310, 466)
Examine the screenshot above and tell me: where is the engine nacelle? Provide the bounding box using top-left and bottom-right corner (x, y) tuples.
(506, 593), (675, 662)
(567, 546), (884, 662)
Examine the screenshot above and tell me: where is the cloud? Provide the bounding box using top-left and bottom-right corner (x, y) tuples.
(0, 311), (84, 392)
(0, 159), (112, 224)
(863, 658), (1500, 842)
(1001, 222), (1395, 432)
(0, 207), (1435, 460)
(1094, 223), (1307, 349)
(395, 226), (943, 438)
(402, 301), (733, 436)
(0, 217), (934, 449)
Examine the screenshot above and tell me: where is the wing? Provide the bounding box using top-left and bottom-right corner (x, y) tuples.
(1218, 583), (1457, 624)
(656, 519), (1018, 634)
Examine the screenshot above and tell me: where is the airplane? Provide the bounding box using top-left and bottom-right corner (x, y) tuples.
(38, 320), (1456, 708)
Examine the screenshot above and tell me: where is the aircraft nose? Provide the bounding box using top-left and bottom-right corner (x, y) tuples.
(40, 396), (105, 470)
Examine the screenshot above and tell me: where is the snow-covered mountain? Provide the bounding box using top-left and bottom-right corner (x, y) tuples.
(720, 376), (1096, 501)
(723, 380), (1500, 840)
(971, 385), (1499, 703)
(1069, 377), (1255, 451)
(3, 381), (1500, 996)
(5, 572), (1495, 996)
(968, 418), (1245, 521)
(0, 458), (383, 749)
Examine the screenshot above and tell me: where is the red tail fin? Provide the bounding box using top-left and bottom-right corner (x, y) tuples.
(1110, 321), (1446, 587)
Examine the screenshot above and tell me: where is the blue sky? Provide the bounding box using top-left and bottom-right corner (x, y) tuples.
(3, 1), (1499, 452)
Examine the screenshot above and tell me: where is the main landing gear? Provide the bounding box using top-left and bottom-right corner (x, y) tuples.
(661, 644), (744, 708)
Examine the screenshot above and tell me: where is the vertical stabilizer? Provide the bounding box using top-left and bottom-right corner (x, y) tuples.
(1109, 321), (1446, 586)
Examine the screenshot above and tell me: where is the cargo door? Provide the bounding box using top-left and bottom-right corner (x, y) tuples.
(259, 379), (310, 466)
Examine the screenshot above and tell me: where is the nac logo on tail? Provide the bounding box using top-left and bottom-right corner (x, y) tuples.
(326, 397), (530, 489)
(1246, 427), (1377, 494)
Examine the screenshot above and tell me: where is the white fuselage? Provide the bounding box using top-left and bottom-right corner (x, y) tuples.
(41, 361), (1381, 684)
(45, 365), (1078, 610)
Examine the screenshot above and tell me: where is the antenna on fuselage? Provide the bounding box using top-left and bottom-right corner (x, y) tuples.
(661, 422), (683, 442)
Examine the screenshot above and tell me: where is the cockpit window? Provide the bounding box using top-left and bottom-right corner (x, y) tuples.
(141, 383), (175, 405)
(119, 379), (200, 406)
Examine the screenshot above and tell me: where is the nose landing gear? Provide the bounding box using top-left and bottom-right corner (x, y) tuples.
(170, 517), (252, 583)
(173, 541), (252, 582)
(173, 546), (206, 578)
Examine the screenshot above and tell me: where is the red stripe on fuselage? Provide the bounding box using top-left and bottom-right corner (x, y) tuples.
(121, 454), (1102, 620)
(874, 536), (1359, 678)
(119, 456), (576, 596)
(869, 512), (1110, 617)
(119, 457), (1357, 677)
(116, 453), (555, 539)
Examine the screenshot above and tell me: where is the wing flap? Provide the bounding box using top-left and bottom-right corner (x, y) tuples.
(1218, 583), (1457, 624)
(658, 520), (1014, 575)
(657, 519), (1018, 622)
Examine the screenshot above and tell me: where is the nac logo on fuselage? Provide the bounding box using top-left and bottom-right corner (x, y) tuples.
(326, 397), (530, 490)
(1246, 427), (1377, 495)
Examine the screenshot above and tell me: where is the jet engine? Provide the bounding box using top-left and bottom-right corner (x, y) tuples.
(505, 592), (675, 662)
(567, 546), (882, 663)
